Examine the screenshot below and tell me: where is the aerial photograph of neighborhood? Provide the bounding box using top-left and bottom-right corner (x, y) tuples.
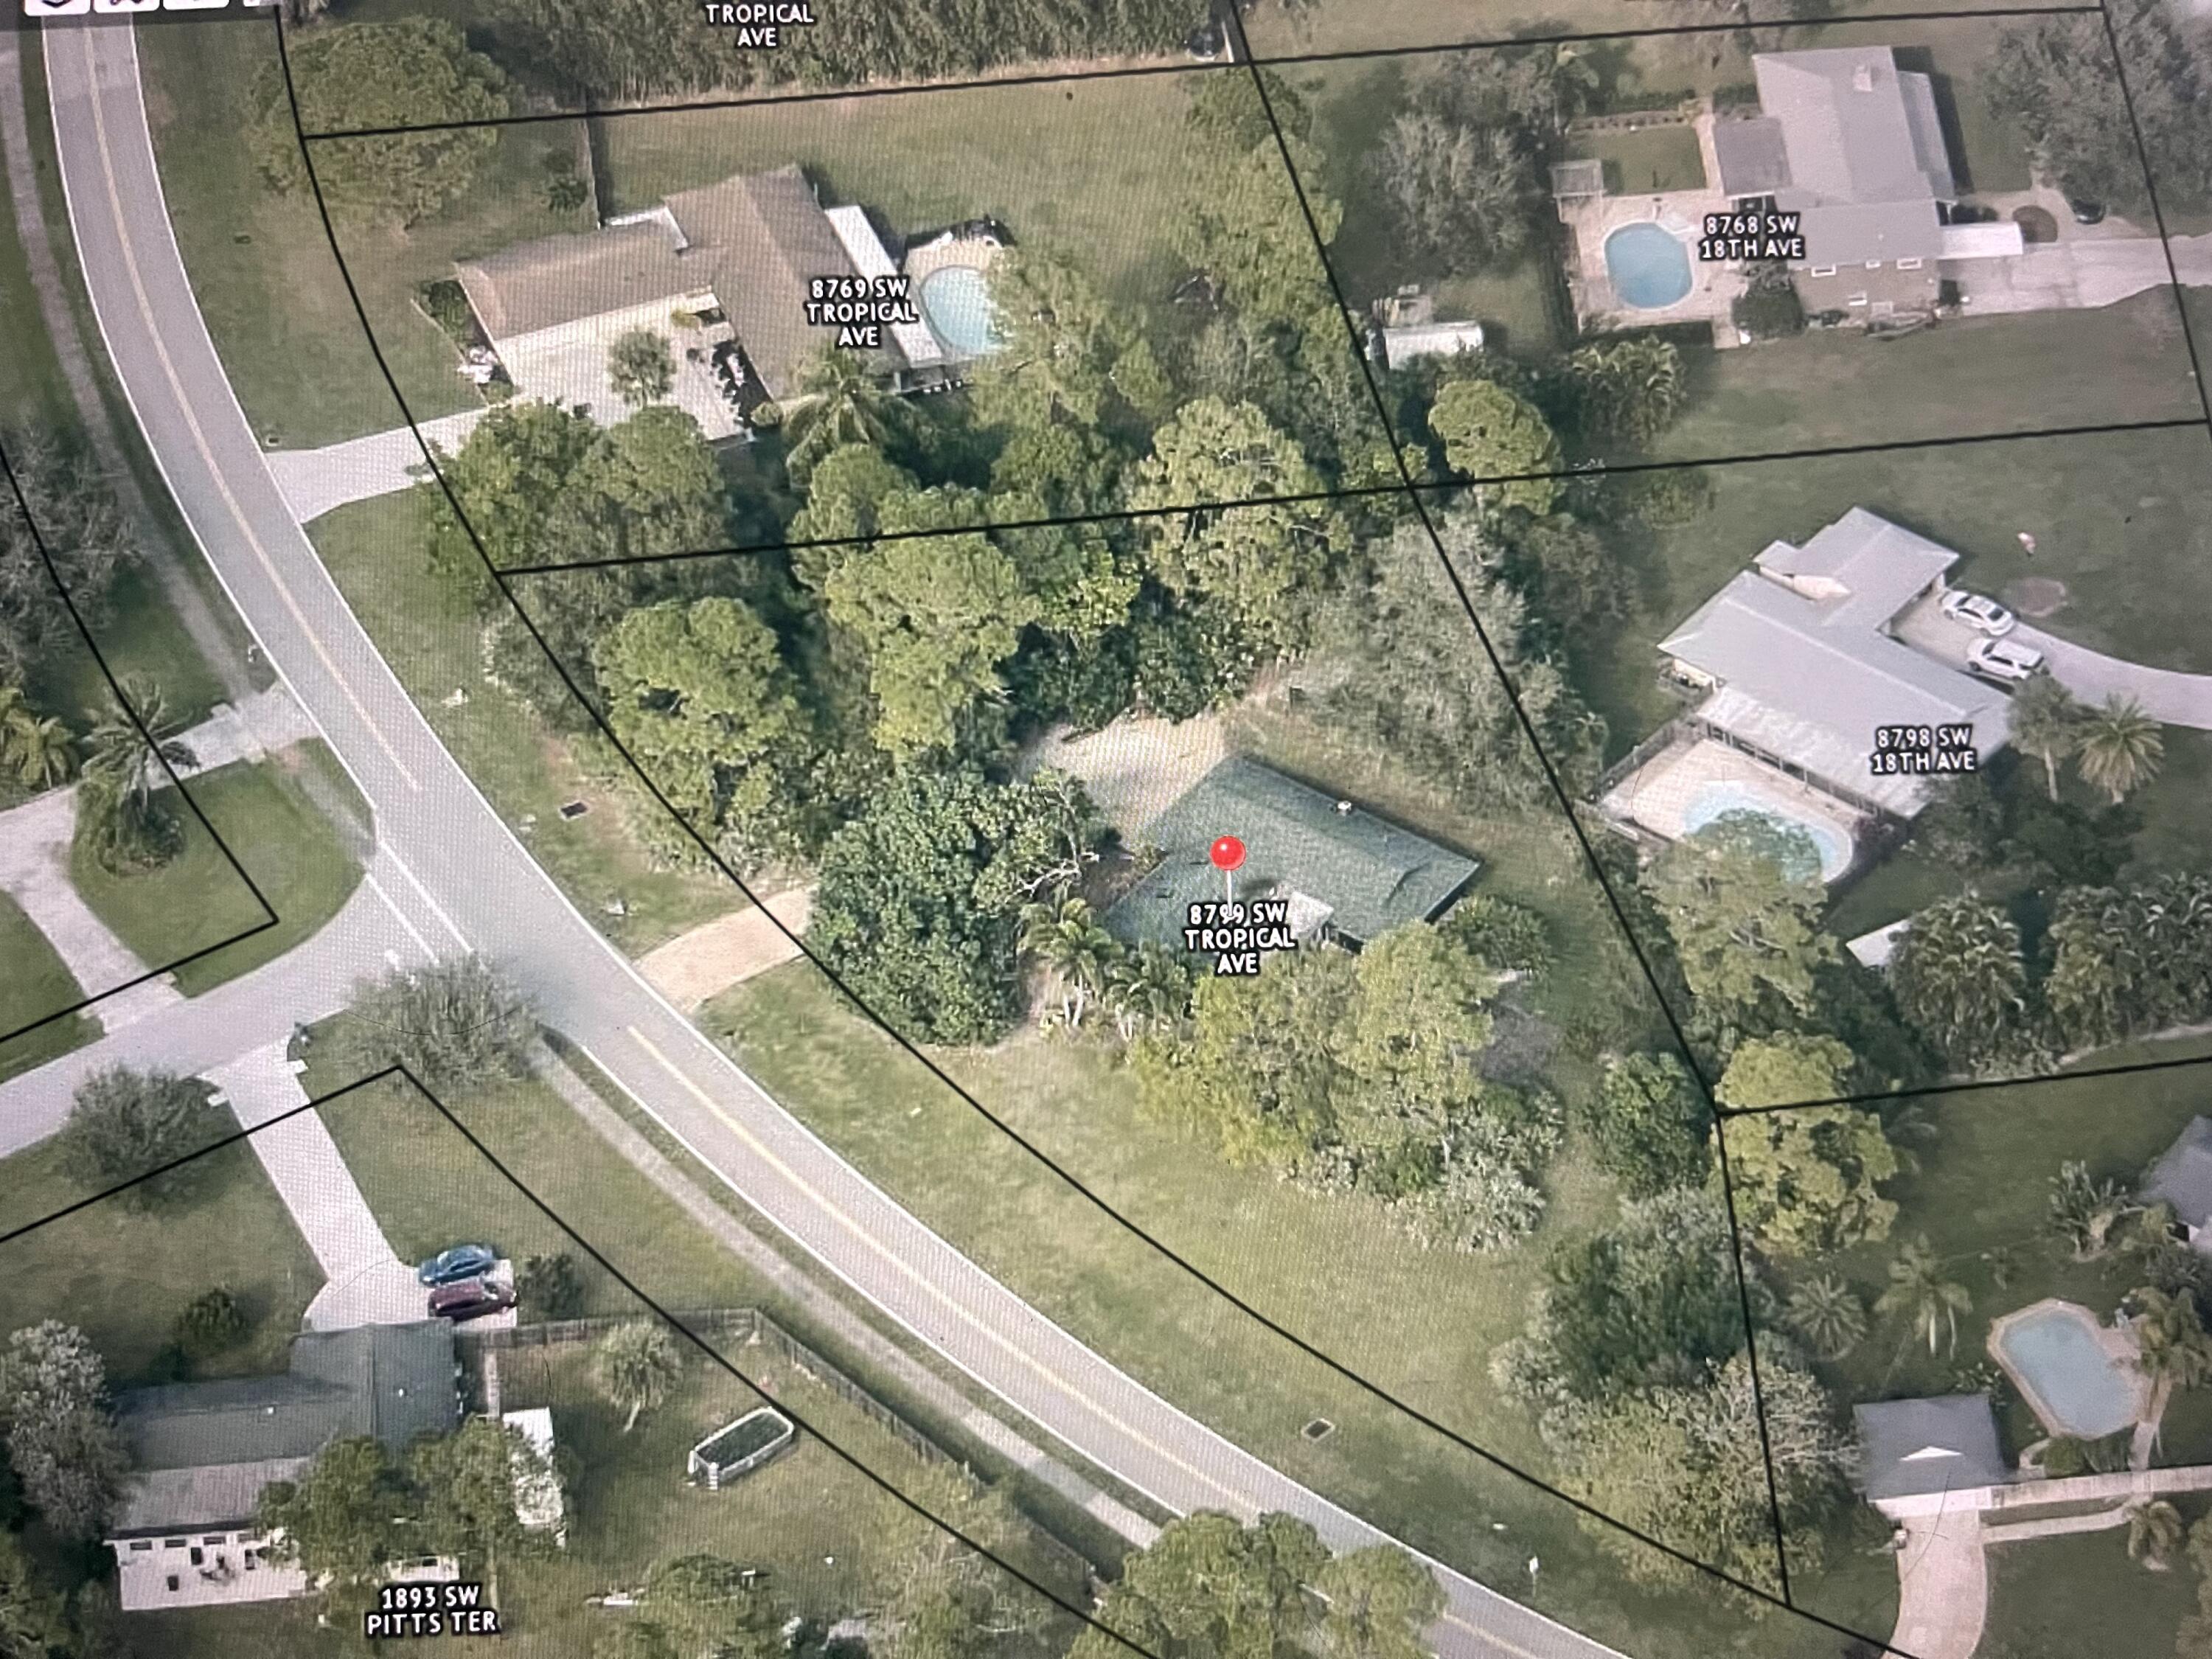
(0, 0), (2208, 1656)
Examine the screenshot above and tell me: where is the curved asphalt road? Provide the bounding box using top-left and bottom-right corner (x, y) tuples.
(40, 21), (1624, 1659)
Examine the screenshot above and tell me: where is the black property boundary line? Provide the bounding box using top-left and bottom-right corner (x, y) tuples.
(1222, 7), (1840, 1633)
(1720, 1042), (2212, 1118)
(0, 435), (279, 1051)
(0, 1063), (1158, 1659)
(265, 13), (1907, 1628)
(288, 1), (2100, 145)
(493, 415), (2211, 579)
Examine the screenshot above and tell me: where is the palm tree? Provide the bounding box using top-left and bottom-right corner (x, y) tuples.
(0, 683), (72, 789)
(1105, 942), (1194, 1041)
(1782, 1273), (1868, 1361)
(2074, 694), (2163, 804)
(2008, 669), (2079, 801)
(77, 676), (195, 872)
(779, 347), (898, 481)
(1019, 896), (1120, 1032)
(2048, 1160), (2142, 1262)
(2129, 1287), (2212, 1392)
(1875, 1234), (1972, 1357)
(2128, 1499), (2185, 1570)
(592, 1321), (684, 1433)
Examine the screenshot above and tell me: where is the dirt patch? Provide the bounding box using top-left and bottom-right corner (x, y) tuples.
(1023, 713), (1225, 836)
(636, 887), (813, 1012)
(2002, 577), (2071, 619)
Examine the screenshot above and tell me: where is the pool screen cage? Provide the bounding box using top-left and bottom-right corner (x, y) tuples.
(1550, 159), (1606, 202)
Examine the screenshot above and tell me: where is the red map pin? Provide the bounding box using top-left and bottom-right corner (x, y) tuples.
(1209, 835), (1247, 872)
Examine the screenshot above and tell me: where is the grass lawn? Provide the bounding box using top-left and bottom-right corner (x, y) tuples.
(24, 564), (231, 734)
(69, 750), (361, 996)
(139, 16), (588, 450)
(0, 1121), (321, 1387)
(1242, 0), (1703, 60)
(1978, 1513), (2207, 1659)
(1565, 123), (1707, 195)
(1654, 292), (2200, 467)
(699, 958), (1891, 1659)
(0, 140), (70, 431)
(311, 494), (739, 954)
(597, 70), (1208, 313)
(0, 891), (96, 1082)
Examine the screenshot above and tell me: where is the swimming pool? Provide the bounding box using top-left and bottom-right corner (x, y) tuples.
(1992, 1301), (2140, 1439)
(919, 265), (1002, 358)
(1680, 782), (1852, 882)
(1604, 222), (1694, 310)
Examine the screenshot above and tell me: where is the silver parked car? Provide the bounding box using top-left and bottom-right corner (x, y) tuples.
(1969, 637), (2045, 683)
(1941, 590), (2017, 636)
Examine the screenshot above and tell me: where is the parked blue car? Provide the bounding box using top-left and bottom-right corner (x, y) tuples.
(417, 1244), (498, 1287)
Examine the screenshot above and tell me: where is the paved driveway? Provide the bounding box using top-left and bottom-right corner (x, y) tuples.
(265, 408), (485, 524)
(2015, 625), (2212, 728)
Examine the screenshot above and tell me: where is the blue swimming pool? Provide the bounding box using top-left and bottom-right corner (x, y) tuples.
(1604, 222), (1694, 310)
(1994, 1304), (2139, 1439)
(1681, 785), (1852, 882)
(920, 265), (1002, 358)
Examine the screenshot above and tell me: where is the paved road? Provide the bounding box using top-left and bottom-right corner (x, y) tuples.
(43, 21), (1620, 1659)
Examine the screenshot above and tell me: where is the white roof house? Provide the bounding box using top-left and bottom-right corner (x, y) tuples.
(1714, 47), (2022, 270)
(1658, 508), (2011, 815)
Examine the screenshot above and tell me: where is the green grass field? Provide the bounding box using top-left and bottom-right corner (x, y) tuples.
(0, 1119), (320, 1387)
(0, 892), (95, 1083)
(597, 70), (1209, 313)
(310, 494), (740, 954)
(1566, 124), (1707, 196)
(69, 751), (361, 996)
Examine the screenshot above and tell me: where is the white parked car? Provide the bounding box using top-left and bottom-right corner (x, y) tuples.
(1969, 637), (2045, 684)
(1941, 590), (2017, 636)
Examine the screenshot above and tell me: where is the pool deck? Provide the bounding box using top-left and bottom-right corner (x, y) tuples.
(1557, 108), (1747, 336)
(1599, 734), (1863, 883)
(1986, 1296), (2154, 1447)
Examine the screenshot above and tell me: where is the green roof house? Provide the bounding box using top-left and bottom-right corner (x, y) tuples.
(1107, 757), (1477, 953)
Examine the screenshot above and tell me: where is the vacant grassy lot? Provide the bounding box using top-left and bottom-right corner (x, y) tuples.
(312, 495), (738, 953)
(700, 957), (1897, 1659)
(0, 1119), (319, 1386)
(69, 751), (360, 995)
(0, 892), (94, 1082)
(599, 69), (1210, 313)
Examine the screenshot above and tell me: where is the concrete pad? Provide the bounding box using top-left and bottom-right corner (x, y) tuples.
(636, 888), (812, 1012)
(1890, 1503), (1987, 1659)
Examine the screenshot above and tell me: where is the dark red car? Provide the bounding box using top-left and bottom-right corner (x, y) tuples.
(428, 1277), (515, 1323)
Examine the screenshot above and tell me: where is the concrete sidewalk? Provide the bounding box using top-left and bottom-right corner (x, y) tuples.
(0, 787), (178, 1032)
(207, 1040), (424, 1331)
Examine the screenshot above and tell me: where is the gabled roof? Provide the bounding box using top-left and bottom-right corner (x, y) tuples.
(2145, 1116), (2212, 1229)
(1856, 1394), (2008, 1500)
(1659, 509), (2010, 809)
(1106, 757), (1478, 950)
(117, 1323), (457, 1481)
(456, 220), (703, 341)
(1743, 47), (1957, 265)
(457, 165), (900, 402)
(666, 165), (877, 400)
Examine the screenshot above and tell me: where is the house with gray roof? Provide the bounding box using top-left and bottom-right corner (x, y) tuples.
(1714, 46), (2023, 319)
(1106, 757), (1478, 956)
(1656, 507), (2011, 818)
(2144, 1117), (2212, 1251)
(1856, 1393), (2011, 1517)
(454, 166), (992, 439)
(107, 1321), (461, 1613)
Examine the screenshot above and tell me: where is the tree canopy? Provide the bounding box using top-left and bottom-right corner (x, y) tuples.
(333, 957), (537, 1090)
(1644, 812), (1831, 1040)
(58, 1066), (229, 1208)
(1427, 378), (1560, 512)
(253, 21), (508, 224)
(0, 1322), (125, 1542)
